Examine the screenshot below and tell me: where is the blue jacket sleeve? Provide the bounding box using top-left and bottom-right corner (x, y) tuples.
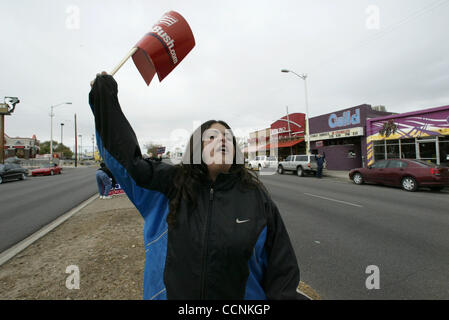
(263, 198), (307, 300)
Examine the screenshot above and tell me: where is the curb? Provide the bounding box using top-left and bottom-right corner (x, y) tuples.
(0, 194), (98, 267)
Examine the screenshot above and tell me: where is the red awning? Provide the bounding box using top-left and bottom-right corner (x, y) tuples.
(258, 138), (304, 151)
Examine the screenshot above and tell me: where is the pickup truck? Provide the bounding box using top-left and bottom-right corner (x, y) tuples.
(248, 155), (278, 170)
(277, 154), (325, 177)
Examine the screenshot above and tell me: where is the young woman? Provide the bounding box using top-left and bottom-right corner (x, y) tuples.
(89, 73), (305, 300)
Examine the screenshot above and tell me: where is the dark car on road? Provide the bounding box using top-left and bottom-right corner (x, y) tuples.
(349, 159), (449, 192)
(0, 163), (29, 184)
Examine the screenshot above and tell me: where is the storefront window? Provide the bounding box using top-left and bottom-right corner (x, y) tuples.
(418, 139), (437, 163)
(387, 144), (399, 159)
(373, 140), (386, 161)
(400, 142), (416, 159)
(439, 136), (449, 166)
(386, 139), (399, 159)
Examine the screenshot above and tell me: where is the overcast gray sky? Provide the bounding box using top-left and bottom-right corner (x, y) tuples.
(1, 0), (449, 154)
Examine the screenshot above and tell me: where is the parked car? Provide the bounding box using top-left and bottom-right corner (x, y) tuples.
(349, 159), (449, 192)
(277, 154), (324, 176)
(31, 163), (62, 176)
(248, 156), (278, 170)
(0, 163), (29, 184)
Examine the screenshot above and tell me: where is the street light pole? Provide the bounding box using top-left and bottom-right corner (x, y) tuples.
(60, 123), (64, 146)
(74, 114), (78, 167)
(281, 69), (311, 156)
(286, 106), (293, 156)
(50, 102), (72, 163)
(61, 123), (64, 144)
(302, 74), (311, 156)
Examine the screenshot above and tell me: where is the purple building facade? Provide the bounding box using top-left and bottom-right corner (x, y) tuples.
(309, 104), (393, 170)
(366, 105), (449, 166)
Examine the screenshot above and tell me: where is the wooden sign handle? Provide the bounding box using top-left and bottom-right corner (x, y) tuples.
(110, 47), (138, 76)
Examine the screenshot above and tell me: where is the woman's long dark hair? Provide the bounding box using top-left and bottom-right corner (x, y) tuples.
(166, 120), (265, 227)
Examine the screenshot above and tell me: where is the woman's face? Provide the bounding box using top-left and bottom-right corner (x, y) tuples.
(202, 122), (235, 169)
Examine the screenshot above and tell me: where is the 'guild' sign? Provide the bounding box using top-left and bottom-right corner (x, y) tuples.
(328, 109), (360, 129)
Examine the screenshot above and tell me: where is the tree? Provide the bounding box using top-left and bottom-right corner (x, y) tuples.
(144, 141), (163, 156)
(39, 141), (73, 159)
(55, 143), (73, 159)
(39, 140), (58, 154)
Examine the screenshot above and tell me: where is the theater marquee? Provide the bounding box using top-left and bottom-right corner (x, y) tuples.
(309, 127), (364, 141)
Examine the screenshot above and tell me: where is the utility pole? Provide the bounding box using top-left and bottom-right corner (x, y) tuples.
(74, 113), (78, 167)
(79, 134), (83, 161)
(0, 114), (4, 164)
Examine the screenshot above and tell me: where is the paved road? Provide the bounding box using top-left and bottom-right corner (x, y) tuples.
(1, 163), (447, 299)
(0, 167), (98, 253)
(259, 172), (449, 299)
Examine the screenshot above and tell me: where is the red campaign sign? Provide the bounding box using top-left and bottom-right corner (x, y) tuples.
(107, 184), (125, 196)
(132, 11), (195, 85)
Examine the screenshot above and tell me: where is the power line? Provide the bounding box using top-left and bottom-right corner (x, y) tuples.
(309, 0), (449, 73)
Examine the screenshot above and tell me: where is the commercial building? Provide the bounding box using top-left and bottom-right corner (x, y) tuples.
(308, 104), (393, 170)
(248, 113), (306, 161)
(3, 133), (40, 159)
(366, 105), (449, 166)
(269, 113), (305, 160)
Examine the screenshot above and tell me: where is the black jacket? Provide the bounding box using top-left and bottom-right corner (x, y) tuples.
(89, 74), (304, 300)
(315, 153), (326, 168)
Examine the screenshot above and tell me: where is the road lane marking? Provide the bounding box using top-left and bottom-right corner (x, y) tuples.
(304, 193), (363, 208)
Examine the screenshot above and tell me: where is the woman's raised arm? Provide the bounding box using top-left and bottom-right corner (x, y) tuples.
(89, 73), (177, 217)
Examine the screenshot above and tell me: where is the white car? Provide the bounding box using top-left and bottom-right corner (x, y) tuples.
(248, 156), (278, 170)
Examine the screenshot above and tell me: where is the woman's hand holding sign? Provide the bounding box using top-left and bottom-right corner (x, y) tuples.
(90, 71), (109, 88)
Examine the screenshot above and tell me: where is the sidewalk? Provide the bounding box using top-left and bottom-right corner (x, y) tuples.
(0, 195), (321, 300)
(324, 170), (350, 180)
